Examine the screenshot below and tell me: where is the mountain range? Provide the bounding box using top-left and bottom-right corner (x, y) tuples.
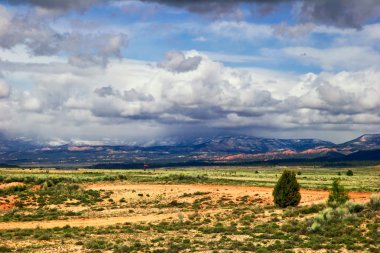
(0, 133), (380, 167)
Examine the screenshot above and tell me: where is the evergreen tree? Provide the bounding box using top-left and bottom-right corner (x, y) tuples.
(273, 170), (301, 208)
(327, 179), (349, 207)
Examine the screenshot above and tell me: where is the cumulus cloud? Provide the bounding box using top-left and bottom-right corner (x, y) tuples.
(0, 6), (128, 67)
(295, 70), (380, 116)
(158, 51), (202, 73)
(0, 36), (380, 144)
(1, 49), (379, 143)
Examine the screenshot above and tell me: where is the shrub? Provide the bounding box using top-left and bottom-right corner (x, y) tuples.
(0, 184), (27, 195)
(310, 221), (321, 232)
(0, 246), (13, 252)
(327, 179), (349, 207)
(368, 194), (380, 211)
(344, 201), (364, 213)
(85, 239), (112, 250)
(346, 170), (354, 176)
(321, 207), (335, 222)
(309, 206), (354, 233)
(273, 170), (301, 208)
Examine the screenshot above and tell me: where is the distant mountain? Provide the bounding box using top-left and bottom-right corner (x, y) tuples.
(0, 133), (380, 166)
(190, 135), (334, 153)
(344, 149), (380, 161)
(337, 134), (380, 154)
(143, 135), (334, 154)
(0, 134), (38, 152)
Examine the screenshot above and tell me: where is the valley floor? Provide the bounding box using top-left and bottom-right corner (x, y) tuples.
(0, 167), (378, 252)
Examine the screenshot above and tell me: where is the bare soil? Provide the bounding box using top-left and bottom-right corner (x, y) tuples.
(0, 183), (371, 230)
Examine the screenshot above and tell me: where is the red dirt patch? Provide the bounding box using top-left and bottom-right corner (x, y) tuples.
(0, 182), (24, 189)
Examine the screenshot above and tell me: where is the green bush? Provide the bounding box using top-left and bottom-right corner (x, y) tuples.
(309, 206), (353, 233)
(273, 170), (301, 208)
(368, 194), (380, 211)
(327, 179), (349, 207)
(346, 170), (353, 176)
(85, 239), (112, 250)
(310, 221), (321, 232)
(0, 184), (27, 195)
(0, 246), (13, 252)
(344, 201), (364, 213)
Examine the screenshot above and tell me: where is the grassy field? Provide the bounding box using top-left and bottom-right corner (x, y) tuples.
(1, 166), (379, 191)
(0, 166), (379, 252)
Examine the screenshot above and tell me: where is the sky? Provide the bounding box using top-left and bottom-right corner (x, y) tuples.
(0, 0), (380, 145)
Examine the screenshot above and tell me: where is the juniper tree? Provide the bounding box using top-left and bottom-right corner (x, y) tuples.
(327, 178), (349, 207)
(273, 170), (301, 208)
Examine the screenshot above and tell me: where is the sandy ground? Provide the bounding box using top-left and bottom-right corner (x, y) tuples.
(0, 210), (217, 230)
(85, 182), (371, 205)
(0, 183), (372, 230)
(0, 182), (24, 189)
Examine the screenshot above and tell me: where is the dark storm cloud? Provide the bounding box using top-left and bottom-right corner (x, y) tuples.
(7, 0), (380, 27)
(297, 0), (380, 29)
(9, 0), (104, 12)
(143, 0), (380, 28)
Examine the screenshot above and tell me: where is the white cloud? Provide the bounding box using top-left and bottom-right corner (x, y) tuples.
(273, 22), (316, 38)
(209, 21), (273, 40)
(158, 51), (202, 73)
(0, 49), (379, 143)
(0, 5), (12, 36)
(0, 6), (128, 68)
(280, 46), (380, 71)
(0, 79), (11, 98)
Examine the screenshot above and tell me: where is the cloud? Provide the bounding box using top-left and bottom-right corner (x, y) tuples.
(0, 6), (128, 67)
(158, 51), (202, 73)
(0, 5), (12, 36)
(273, 22), (316, 38)
(296, 69), (380, 115)
(280, 46), (380, 71)
(0, 79), (11, 98)
(95, 85), (154, 101)
(209, 21), (273, 39)
(296, 0), (380, 29)
(142, 0), (380, 28)
(0, 49), (379, 143)
(20, 92), (43, 112)
(7, 0), (380, 28)
(94, 86), (116, 97)
(10, 0), (104, 13)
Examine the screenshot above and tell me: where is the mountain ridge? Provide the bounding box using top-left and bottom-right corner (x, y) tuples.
(1, 133), (380, 166)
